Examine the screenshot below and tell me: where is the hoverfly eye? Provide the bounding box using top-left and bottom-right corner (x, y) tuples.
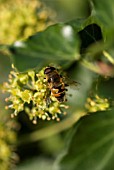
(44, 67), (55, 74)
(44, 68), (50, 74)
(49, 67), (56, 71)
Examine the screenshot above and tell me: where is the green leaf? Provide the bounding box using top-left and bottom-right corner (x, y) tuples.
(69, 0), (114, 49)
(58, 109), (114, 170)
(92, 0), (114, 28)
(9, 24), (80, 72)
(91, 0), (114, 41)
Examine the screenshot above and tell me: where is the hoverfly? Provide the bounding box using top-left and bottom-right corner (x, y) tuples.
(44, 66), (79, 103)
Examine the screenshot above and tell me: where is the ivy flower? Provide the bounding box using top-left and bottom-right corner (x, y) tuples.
(85, 95), (110, 113)
(3, 66), (68, 124)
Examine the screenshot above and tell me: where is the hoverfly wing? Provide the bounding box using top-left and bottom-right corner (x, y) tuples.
(62, 76), (80, 90)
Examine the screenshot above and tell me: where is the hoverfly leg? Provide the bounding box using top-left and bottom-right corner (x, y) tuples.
(46, 97), (52, 107)
(46, 90), (52, 107)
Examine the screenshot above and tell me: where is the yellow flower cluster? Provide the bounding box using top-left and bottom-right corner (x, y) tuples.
(85, 95), (110, 113)
(0, 0), (54, 44)
(0, 102), (18, 170)
(3, 66), (68, 124)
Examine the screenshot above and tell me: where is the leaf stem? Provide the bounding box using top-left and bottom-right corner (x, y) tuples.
(81, 60), (100, 74)
(103, 50), (114, 65)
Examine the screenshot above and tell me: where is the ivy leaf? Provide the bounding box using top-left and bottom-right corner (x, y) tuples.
(90, 0), (114, 42)
(92, 0), (114, 28)
(58, 109), (114, 170)
(72, 0), (114, 39)
(9, 24), (80, 72)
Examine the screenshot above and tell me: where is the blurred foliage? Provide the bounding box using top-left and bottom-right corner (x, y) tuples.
(1, 0), (114, 170)
(41, 0), (90, 22)
(0, 102), (18, 170)
(16, 157), (53, 170)
(0, 0), (54, 44)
